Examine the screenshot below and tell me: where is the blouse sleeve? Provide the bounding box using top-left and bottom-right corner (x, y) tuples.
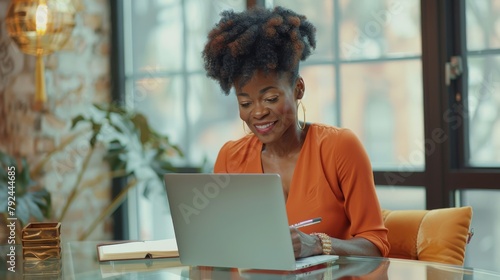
(213, 142), (229, 173)
(332, 129), (390, 256)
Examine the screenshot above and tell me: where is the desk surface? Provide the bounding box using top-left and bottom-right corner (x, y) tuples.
(1, 241), (500, 280)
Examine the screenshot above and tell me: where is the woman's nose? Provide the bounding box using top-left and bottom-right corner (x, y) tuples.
(252, 102), (269, 118)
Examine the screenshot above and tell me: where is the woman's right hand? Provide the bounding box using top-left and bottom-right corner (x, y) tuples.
(289, 227), (323, 258)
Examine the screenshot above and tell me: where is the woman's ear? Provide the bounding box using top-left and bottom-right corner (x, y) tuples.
(295, 76), (305, 99)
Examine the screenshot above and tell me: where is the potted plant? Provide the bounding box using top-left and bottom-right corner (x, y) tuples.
(0, 151), (51, 244)
(0, 102), (184, 241)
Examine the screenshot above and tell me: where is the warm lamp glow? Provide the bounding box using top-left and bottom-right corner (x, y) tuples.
(5, 0), (76, 111)
(36, 3), (48, 34)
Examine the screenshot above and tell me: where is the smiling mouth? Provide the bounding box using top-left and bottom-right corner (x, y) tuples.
(254, 121), (277, 133)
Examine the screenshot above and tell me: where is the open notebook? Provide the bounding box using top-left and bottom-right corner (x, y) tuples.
(164, 173), (338, 271)
(96, 238), (179, 262)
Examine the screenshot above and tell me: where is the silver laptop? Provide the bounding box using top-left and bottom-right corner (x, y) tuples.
(164, 173), (338, 271)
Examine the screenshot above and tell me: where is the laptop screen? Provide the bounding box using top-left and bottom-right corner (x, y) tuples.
(164, 173), (298, 270)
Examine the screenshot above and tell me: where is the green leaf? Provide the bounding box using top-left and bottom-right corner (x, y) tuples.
(170, 145), (184, 157)
(104, 140), (129, 171)
(95, 103), (127, 116)
(17, 159), (33, 196)
(0, 190), (7, 212)
(131, 114), (152, 144)
(71, 115), (87, 129)
(109, 122), (124, 134)
(16, 196), (30, 226)
(92, 122), (103, 135)
(0, 152), (52, 225)
(0, 170), (7, 187)
(90, 134), (98, 147)
(30, 188), (51, 219)
(0, 150), (16, 168)
(93, 103), (108, 112)
(25, 193), (44, 221)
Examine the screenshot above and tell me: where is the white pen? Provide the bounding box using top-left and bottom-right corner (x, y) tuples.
(290, 217), (322, 229)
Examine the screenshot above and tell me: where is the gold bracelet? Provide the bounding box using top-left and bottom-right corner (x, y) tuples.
(311, 232), (332, 255)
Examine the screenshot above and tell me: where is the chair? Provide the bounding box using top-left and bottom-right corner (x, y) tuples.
(381, 206), (473, 266)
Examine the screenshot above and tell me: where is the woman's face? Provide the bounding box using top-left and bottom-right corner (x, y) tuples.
(234, 70), (304, 144)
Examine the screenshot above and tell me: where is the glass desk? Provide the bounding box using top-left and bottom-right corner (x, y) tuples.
(1, 241), (500, 279)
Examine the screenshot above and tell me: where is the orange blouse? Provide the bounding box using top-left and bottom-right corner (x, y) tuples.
(213, 123), (390, 257)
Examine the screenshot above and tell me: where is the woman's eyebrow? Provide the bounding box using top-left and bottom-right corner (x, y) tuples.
(237, 86), (278, 97)
(259, 86), (277, 94)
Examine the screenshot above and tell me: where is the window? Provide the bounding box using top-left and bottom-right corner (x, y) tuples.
(464, 0), (500, 166)
(123, 0), (247, 168)
(451, 0), (500, 271)
(119, 0), (247, 240)
(274, 0), (424, 172)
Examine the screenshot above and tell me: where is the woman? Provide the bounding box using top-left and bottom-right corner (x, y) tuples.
(203, 6), (390, 258)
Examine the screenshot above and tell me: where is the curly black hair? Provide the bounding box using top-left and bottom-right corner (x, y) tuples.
(202, 6), (317, 95)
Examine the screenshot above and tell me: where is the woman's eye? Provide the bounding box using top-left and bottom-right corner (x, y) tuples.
(240, 102), (251, 108)
(266, 97), (278, 103)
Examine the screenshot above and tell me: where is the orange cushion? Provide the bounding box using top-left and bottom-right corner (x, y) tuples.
(382, 206), (473, 265)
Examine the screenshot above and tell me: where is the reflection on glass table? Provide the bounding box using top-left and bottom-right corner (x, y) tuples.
(2, 241), (500, 279)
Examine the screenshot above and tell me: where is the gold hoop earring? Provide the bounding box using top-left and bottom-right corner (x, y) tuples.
(297, 100), (306, 131)
(242, 121), (252, 135)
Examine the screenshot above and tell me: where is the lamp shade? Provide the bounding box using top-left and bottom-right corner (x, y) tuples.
(5, 0), (76, 111)
(5, 0), (76, 56)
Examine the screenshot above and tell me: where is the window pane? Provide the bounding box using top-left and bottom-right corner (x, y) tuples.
(130, 76), (186, 147)
(135, 181), (175, 240)
(274, 0), (335, 61)
(376, 186), (425, 210)
(300, 66), (337, 126)
(186, 0), (246, 72)
(131, 0), (183, 72)
(341, 60), (424, 170)
(125, 0), (247, 240)
(466, 56), (500, 167)
(461, 189), (500, 273)
(187, 75), (243, 166)
(466, 0), (500, 51)
(130, 75), (243, 168)
(339, 0), (421, 60)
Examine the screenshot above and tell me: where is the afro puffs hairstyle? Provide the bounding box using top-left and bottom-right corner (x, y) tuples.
(202, 6), (317, 95)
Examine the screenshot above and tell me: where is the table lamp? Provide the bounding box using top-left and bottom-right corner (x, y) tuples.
(5, 0), (76, 111)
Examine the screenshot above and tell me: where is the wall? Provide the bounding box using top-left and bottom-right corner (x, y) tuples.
(0, 0), (113, 242)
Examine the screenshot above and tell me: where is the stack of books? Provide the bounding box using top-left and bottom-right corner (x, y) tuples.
(21, 222), (62, 278)
(21, 222), (62, 261)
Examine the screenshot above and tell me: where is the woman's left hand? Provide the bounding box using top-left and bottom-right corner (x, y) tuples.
(290, 227), (322, 258)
